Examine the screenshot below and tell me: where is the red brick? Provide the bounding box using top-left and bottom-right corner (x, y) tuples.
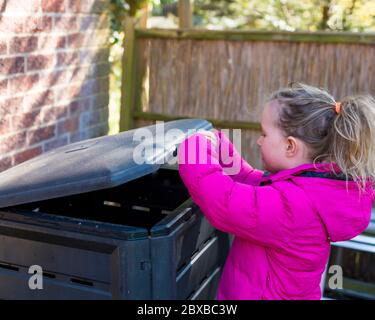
(88, 110), (103, 126)
(13, 146), (43, 165)
(91, 63), (110, 78)
(67, 33), (86, 49)
(67, 100), (80, 115)
(87, 124), (108, 138)
(0, 16), (24, 33)
(27, 54), (54, 71)
(42, 105), (68, 123)
(92, 93), (109, 109)
(41, 0), (65, 12)
(27, 125), (56, 144)
(57, 52), (79, 67)
(97, 48), (110, 62)
(24, 16), (53, 33)
(10, 36), (38, 54)
(79, 111), (90, 127)
(81, 14), (108, 31)
(4, 0), (39, 13)
(0, 79), (7, 96)
(39, 35), (66, 50)
(12, 110), (40, 131)
(24, 90), (54, 111)
(100, 107), (109, 121)
(44, 70), (68, 86)
(70, 131), (88, 143)
(67, 0), (81, 13)
(0, 56), (25, 74)
(54, 16), (78, 31)
(79, 49), (95, 64)
(0, 116), (11, 134)
(69, 99), (91, 116)
(0, 38), (7, 54)
(96, 77), (109, 93)
(66, 66), (91, 83)
(9, 74), (39, 93)
(78, 0), (94, 14)
(44, 136), (68, 152)
(0, 1), (5, 12)
(58, 117), (79, 134)
(86, 65), (97, 78)
(79, 15), (97, 30)
(0, 96), (23, 116)
(79, 51), (91, 64)
(80, 79), (97, 97)
(0, 131), (26, 154)
(80, 48), (109, 64)
(0, 156), (12, 172)
(54, 84), (80, 101)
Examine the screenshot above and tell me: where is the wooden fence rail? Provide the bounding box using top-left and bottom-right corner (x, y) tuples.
(120, 27), (375, 167)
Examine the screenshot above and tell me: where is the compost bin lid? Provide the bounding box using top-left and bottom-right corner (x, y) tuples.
(0, 119), (212, 208)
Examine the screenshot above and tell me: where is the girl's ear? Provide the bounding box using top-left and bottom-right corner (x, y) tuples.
(286, 136), (298, 157)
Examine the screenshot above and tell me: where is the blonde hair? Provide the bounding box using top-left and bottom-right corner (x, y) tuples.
(269, 82), (375, 194)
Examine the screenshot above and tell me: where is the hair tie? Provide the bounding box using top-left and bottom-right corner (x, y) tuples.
(334, 101), (342, 114)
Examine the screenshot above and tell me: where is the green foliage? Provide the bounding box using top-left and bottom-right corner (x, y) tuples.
(109, 0), (375, 42)
(109, 0), (149, 44)
(193, 0), (375, 32)
(151, 0), (177, 15)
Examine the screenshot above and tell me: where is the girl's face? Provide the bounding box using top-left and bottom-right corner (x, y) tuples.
(256, 100), (311, 173)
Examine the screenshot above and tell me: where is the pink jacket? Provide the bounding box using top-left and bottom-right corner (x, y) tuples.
(178, 131), (374, 300)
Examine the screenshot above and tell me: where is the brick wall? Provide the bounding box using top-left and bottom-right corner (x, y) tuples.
(0, 0), (110, 172)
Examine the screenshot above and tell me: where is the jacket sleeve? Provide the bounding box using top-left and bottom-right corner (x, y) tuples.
(216, 130), (264, 186)
(178, 133), (295, 248)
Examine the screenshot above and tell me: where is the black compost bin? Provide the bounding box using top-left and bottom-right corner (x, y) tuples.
(0, 119), (231, 300)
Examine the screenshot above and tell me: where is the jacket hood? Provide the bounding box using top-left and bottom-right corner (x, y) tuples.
(261, 163), (375, 242)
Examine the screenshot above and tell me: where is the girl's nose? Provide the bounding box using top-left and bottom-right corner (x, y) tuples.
(257, 136), (262, 146)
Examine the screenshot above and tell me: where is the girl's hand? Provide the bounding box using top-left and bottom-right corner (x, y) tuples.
(198, 130), (218, 148)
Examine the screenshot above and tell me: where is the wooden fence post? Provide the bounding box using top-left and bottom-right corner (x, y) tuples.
(139, 2), (150, 28)
(120, 16), (136, 132)
(178, 0), (193, 28)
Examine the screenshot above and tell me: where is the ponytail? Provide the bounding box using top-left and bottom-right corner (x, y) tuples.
(328, 95), (375, 192)
(270, 83), (375, 194)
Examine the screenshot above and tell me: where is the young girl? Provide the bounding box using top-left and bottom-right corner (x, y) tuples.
(177, 83), (375, 300)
